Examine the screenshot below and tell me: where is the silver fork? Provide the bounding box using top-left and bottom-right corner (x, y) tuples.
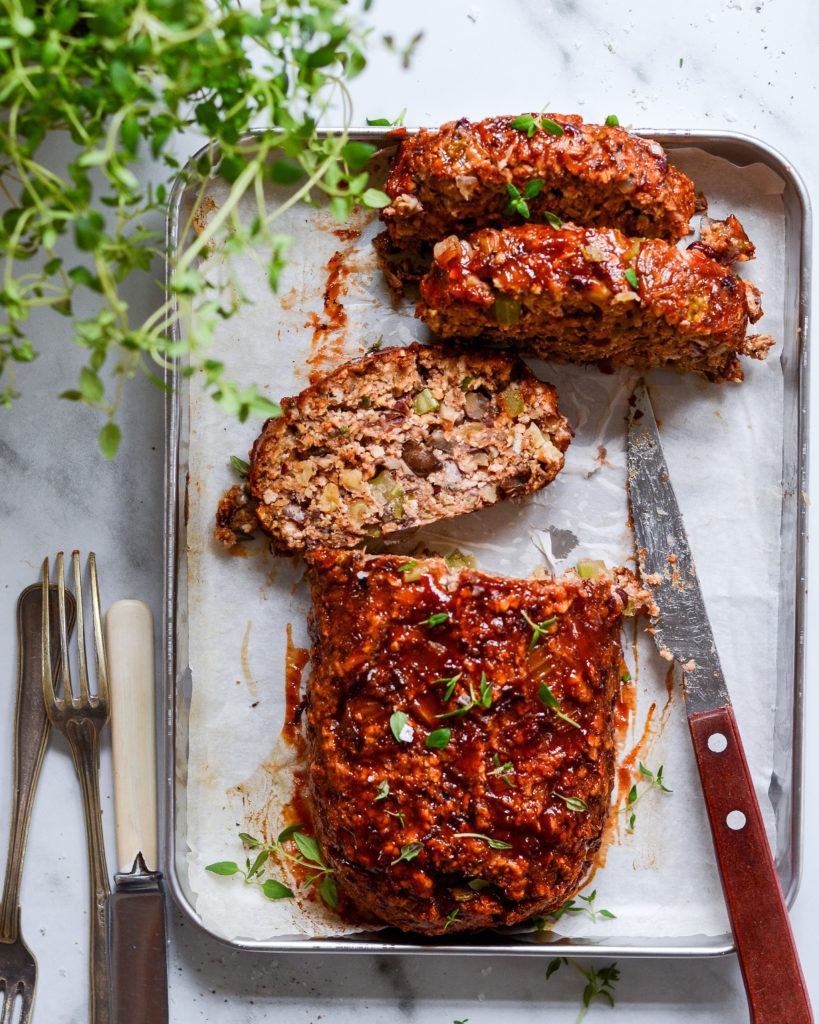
(42, 553), (111, 1024)
(0, 585), (74, 1024)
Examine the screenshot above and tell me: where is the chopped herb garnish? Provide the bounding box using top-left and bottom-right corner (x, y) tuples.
(434, 673), (463, 701)
(460, 374), (474, 392)
(621, 670), (631, 683)
(230, 455), (250, 480)
(397, 560), (424, 582)
(479, 672), (493, 708)
(420, 612), (449, 628)
(443, 907), (461, 931)
(398, 561), (417, 573)
(545, 958), (620, 1017)
(624, 763), (672, 832)
(504, 183), (530, 219)
(538, 683), (581, 729)
(426, 728), (452, 749)
(554, 792), (588, 813)
(540, 116), (565, 136)
(391, 841), (423, 865)
(543, 211), (563, 229)
(522, 609), (557, 649)
(454, 832), (513, 850)
(367, 336), (384, 353)
(387, 809), (406, 828)
(467, 878), (491, 891)
(488, 753), (516, 787)
(604, 114), (620, 126)
(624, 267), (639, 290)
(530, 914), (548, 932)
(366, 109), (407, 127)
(374, 780), (390, 802)
(509, 113), (542, 137)
(359, 396), (373, 409)
(524, 178), (544, 199)
(389, 710), (413, 743)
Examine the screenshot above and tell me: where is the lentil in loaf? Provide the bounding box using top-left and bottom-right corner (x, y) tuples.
(215, 344), (571, 553)
(305, 550), (649, 934)
(381, 113), (699, 250)
(417, 224), (773, 383)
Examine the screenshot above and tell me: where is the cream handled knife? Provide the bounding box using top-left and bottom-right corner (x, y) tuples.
(105, 600), (168, 1024)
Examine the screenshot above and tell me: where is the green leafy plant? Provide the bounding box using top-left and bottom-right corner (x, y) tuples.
(0, 0), (392, 457)
(625, 762), (672, 831)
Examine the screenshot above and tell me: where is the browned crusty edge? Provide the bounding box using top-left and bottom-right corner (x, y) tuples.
(305, 549), (651, 934)
(381, 114), (699, 249)
(215, 344), (571, 553)
(417, 224), (773, 383)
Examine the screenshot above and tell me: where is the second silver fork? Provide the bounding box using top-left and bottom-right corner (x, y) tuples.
(42, 553), (111, 1024)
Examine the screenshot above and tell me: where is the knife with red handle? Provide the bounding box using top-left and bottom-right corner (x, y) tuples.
(627, 382), (812, 1024)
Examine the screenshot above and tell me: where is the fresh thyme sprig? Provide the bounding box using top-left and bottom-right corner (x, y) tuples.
(546, 958), (620, 1022)
(625, 762), (672, 831)
(538, 682), (581, 729)
(436, 672), (493, 718)
(488, 753), (516, 787)
(547, 889), (616, 924)
(522, 609), (558, 648)
(0, 0), (390, 457)
(206, 826), (338, 908)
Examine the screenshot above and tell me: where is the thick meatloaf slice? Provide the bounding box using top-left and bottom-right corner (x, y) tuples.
(215, 344), (571, 553)
(381, 114), (698, 250)
(305, 549), (648, 935)
(417, 225), (773, 383)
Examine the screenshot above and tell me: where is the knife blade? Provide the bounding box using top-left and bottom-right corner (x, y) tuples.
(627, 381), (812, 1024)
(105, 600), (168, 1024)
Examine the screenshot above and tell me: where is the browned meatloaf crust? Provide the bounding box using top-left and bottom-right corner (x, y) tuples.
(305, 549), (648, 934)
(215, 344), (571, 553)
(381, 114), (698, 250)
(417, 225), (773, 383)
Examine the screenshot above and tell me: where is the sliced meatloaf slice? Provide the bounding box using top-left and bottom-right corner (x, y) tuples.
(305, 549), (649, 934)
(381, 114), (698, 250)
(417, 224), (773, 383)
(215, 344), (571, 554)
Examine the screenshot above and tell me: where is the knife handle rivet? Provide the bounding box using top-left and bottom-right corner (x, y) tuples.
(726, 810), (747, 831)
(707, 733), (728, 753)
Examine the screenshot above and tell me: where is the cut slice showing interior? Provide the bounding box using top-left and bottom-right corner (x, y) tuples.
(215, 343), (571, 553)
(417, 224), (773, 382)
(304, 549), (650, 934)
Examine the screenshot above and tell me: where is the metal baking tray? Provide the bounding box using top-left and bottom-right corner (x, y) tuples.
(162, 128), (810, 956)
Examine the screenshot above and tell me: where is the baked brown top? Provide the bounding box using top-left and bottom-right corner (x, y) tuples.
(305, 550), (646, 934)
(417, 224), (773, 382)
(382, 114), (698, 249)
(215, 344), (571, 553)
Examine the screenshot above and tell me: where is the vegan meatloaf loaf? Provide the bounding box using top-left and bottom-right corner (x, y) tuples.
(381, 114), (699, 251)
(305, 549), (650, 934)
(417, 224), (773, 382)
(214, 344), (571, 553)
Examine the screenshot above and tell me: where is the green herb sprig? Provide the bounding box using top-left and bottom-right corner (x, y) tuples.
(453, 832), (513, 851)
(547, 889), (616, 924)
(538, 683), (581, 729)
(0, 0), (388, 457)
(206, 826), (338, 908)
(546, 958), (620, 1021)
(522, 609), (557, 648)
(554, 792), (588, 813)
(488, 753), (516, 787)
(436, 672), (493, 718)
(391, 841), (423, 865)
(625, 763), (672, 831)
(504, 179), (544, 219)
(509, 113), (565, 138)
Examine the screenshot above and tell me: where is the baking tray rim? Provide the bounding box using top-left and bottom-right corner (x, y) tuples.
(162, 126), (811, 957)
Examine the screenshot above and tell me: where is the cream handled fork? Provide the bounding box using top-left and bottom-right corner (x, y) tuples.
(42, 552), (111, 1024)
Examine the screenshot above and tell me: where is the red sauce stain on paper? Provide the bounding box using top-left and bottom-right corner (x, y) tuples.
(306, 243), (359, 381)
(282, 623), (309, 754)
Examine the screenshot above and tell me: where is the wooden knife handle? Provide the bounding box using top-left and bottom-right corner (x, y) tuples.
(105, 600), (158, 872)
(689, 706), (813, 1023)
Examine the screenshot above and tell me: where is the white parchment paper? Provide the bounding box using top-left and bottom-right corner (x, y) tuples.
(181, 148), (788, 942)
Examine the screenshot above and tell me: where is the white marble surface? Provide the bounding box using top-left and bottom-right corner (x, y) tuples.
(0, 0), (817, 1021)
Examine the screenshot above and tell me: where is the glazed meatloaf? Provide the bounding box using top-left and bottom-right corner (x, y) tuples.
(381, 114), (698, 251)
(417, 224), (773, 382)
(215, 344), (571, 553)
(305, 549), (648, 934)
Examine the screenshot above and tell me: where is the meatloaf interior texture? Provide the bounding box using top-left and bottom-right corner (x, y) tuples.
(305, 549), (646, 934)
(417, 225), (773, 382)
(215, 344), (571, 553)
(381, 114), (698, 251)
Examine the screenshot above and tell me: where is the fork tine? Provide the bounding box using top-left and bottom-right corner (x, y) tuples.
(41, 557), (57, 711)
(0, 983), (15, 1024)
(72, 550), (90, 705)
(56, 551), (73, 702)
(19, 983), (34, 1024)
(88, 552), (108, 704)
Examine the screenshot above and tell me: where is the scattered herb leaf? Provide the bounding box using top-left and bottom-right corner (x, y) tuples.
(544, 211), (563, 229)
(623, 763), (672, 832)
(624, 268), (640, 290)
(426, 728), (452, 749)
(387, 809), (406, 828)
(488, 753), (516, 787)
(391, 841), (423, 865)
(522, 609), (558, 649)
(390, 710), (412, 743)
(454, 832), (513, 851)
(420, 612), (449, 628)
(604, 114), (620, 126)
(230, 455), (250, 480)
(538, 683), (581, 729)
(374, 780), (390, 802)
(434, 673), (463, 701)
(554, 792), (588, 812)
(504, 183), (530, 219)
(443, 907), (461, 931)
